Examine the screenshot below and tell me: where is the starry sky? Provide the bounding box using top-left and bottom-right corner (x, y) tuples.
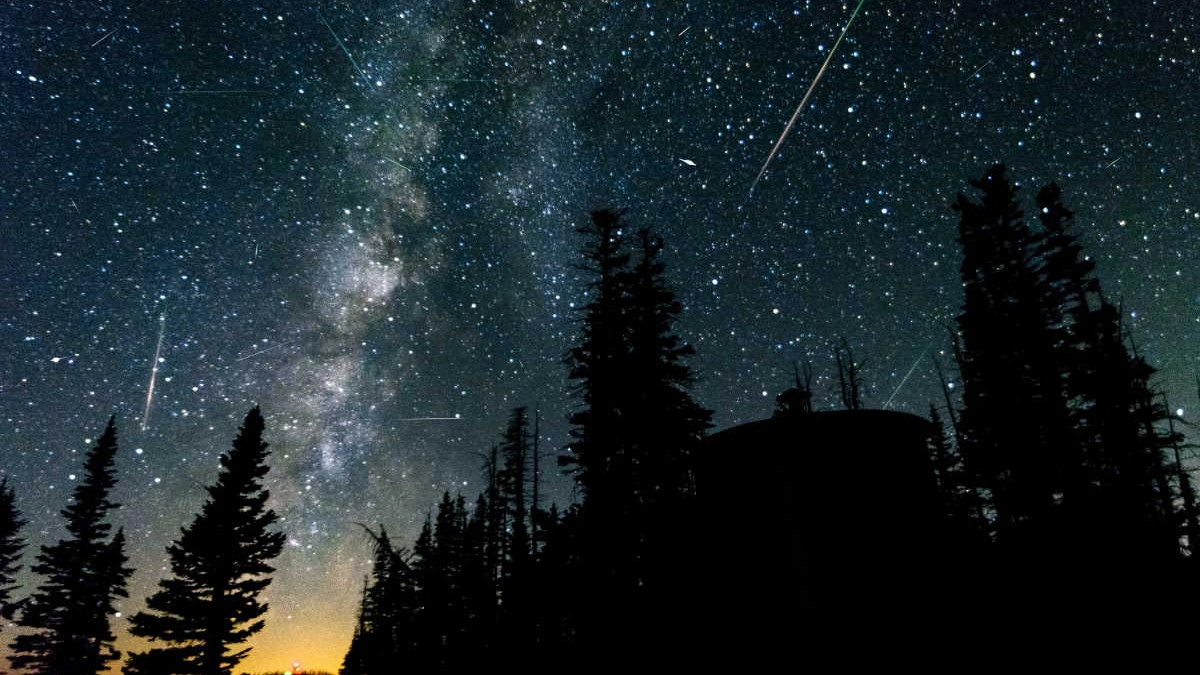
(1, 0), (1197, 671)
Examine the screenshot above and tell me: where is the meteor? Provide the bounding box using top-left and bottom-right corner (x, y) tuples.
(236, 340), (294, 362)
(967, 57), (995, 81)
(883, 345), (930, 410)
(141, 315), (166, 432)
(90, 27), (120, 48)
(318, 10), (372, 88)
(749, 0), (868, 197)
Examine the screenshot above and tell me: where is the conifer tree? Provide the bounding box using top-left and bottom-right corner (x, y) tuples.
(499, 407), (531, 575)
(562, 208), (633, 510)
(623, 228), (713, 507)
(0, 477), (26, 626)
(953, 164), (1070, 540)
(562, 210), (711, 651)
(460, 494), (496, 651)
(127, 406), (286, 675)
(342, 525), (412, 675)
(9, 416), (132, 675)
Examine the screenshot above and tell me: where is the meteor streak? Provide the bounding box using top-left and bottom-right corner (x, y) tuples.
(236, 340), (294, 362)
(318, 10), (372, 88)
(159, 90), (269, 95)
(141, 315), (166, 432)
(90, 27), (120, 48)
(749, 0), (868, 197)
(884, 345), (930, 410)
(967, 57), (995, 81)
(397, 416), (464, 422)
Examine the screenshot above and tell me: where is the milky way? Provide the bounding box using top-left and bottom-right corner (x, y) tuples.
(2, 1), (1197, 670)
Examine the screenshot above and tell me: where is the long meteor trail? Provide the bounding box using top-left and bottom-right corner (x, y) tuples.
(884, 344), (930, 410)
(141, 315), (166, 432)
(749, 0), (868, 196)
(318, 10), (372, 88)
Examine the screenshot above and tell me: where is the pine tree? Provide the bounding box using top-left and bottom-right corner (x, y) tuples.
(460, 494), (496, 652)
(953, 164), (1070, 541)
(409, 512), (441, 664)
(927, 405), (984, 537)
(9, 416), (132, 675)
(0, 477), (26, 625)
(342, 525), (413, 675)
(562, 208), (633, 511)
(562, 210), (711, 653)
(127, 406), (286, 675)
(623, 227), (713, 508)
(499, 407), (531, 577)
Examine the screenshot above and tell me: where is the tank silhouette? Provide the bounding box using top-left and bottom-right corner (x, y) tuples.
(691, 410), (948, 645)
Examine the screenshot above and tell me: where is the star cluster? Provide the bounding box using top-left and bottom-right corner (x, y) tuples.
(1, 1), (1196, 670)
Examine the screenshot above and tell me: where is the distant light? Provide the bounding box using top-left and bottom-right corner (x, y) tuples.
(1177, 408), (1185, 417)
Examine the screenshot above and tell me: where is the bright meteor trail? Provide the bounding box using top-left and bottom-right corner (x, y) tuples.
(318, 10), (372, 89)
(749, 0), (868, 197)
(140, 314), (166, 432)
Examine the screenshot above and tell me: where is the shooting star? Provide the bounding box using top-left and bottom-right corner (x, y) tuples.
(383, 157), (411, 171)
(405, 77), (499, 84)
(749, 0), (868, 197)
(160, 89), (269, 95)
(883, 345), (930, 409)
(236, 340), (294, 362)
(1104, 156), (1122, 169)
(679, 158), (696, 166)
(90, 27), (120, 48)
(967, 57), (995, 81)
(70, 199), (80, 214)
(678, 26), (691, 37)
(318, 10), (372, 88)
(141, 315), (166, 432)
(397, 416), (464, 422)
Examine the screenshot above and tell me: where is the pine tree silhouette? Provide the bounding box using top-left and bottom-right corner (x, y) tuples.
(127, 406), (286, 675)
(561, 210), (711, 657)
(561, 208), (633, 510)
(341, 525), (413, 675)
(9, 416), (132, 675)
(0, 477), (27, 626)
(953, 164), (1071, 542)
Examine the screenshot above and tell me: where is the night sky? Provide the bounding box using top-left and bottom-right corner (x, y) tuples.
(1, 0), (1197, 671)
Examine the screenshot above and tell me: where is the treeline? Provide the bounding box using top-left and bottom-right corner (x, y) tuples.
(341, 209), (712, 671)
(926, 164), (1200, 605)
(0, 408), (285, 675)
(1, 163), (1196, 672)
(341, 164), (1200, 668)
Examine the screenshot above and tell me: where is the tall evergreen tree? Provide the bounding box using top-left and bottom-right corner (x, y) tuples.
(499, 407), (531, 576)
(953, 164), (1072, 541)
(127, 406), (286, 675)
(623, 228), (713, 508)
(341, 526), (412, 675)
(562, 208), (633, 511)
(9, 416), (132, 675)
(0, 477), (26, 626)
(562, 210), (711, 653)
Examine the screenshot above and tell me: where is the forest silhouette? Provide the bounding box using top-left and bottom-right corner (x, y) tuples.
(0, 163), (1196, 673)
